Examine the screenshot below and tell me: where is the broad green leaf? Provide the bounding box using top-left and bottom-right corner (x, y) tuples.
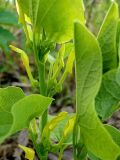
(0, 10), (18, 26)
(105, 124), (120, 147)
(95, 69), (120, 120)
(78, 145), (87, 160)
(116, 23), (120, 85)
(0, 87), (24, 138)
(17, 0), (85, 43)
(116, 20), (120, 54)
(97, 2), (119, 73)
(95, 20), (120, 120)
(11, 94), (53, 133)
(74, 22), (102, 115)
(29, 0), (39, 26)
(0, 27), (15, 53)
(0, 87), (53, 143)
(74, 22), (120, 160)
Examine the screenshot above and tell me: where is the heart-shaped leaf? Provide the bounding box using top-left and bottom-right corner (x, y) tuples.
(74, 22), (120, 160)
(0, 87), (53, 143)
(0, 87), (24, 139)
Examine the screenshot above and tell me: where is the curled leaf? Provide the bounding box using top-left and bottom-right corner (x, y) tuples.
(16, 0), (31, 43)
(59, 44), (65, 68)
(19, 145), (35, 160)
(65, 50), (75, 74)
(63, 116), (76, 137)
(10, 45), (38, 87)
(49, 112), (68, 131)
(58, 50), (75, 86)
(42, 112), (68, 142)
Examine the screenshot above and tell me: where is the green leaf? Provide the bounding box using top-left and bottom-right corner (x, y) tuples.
(74, 22), (102, 115)
(0, 27), (15, 53)
(16, 0), (31, 43)
(64, 50), (75, 74)
(64, 43), (74, 59)
(95, 69), (120, 120)
(88, 152), (101, 160)
(10, 45), (38, 87)
(78, 145), (87, 160)
(105, 124), (120, 147)
(74, 22), (120, 160)
(42, 112), (68, 143)
(95, 19), (120, 120)
(29, 0), (39, 26)
(17, 0), (85, 43)
(0, 10), (18, 26)
(11, 94), (53, 133)
(19, 145), (35, 160)
(97, 2), (119, 73)
(0, 87), (24, 139)
(116, 20), (120, 55)
(0, 87), (53, 143)
(50, 114), (74, 145)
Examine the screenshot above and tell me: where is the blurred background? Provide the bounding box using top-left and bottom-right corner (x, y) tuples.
(0, 0), (120, 159)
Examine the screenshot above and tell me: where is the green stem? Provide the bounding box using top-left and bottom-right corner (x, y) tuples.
(38, 62), (46, 95)
(73, 124), (78, 160)
(35, 62), (48, 160)
(32, 40), (48, 159)
(58, 148), (64, 160)
(38, 62), (48, 132)
(29, 123), (41, 159)
(73, 116), (80, 160)
(31, 136), (41, 158)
